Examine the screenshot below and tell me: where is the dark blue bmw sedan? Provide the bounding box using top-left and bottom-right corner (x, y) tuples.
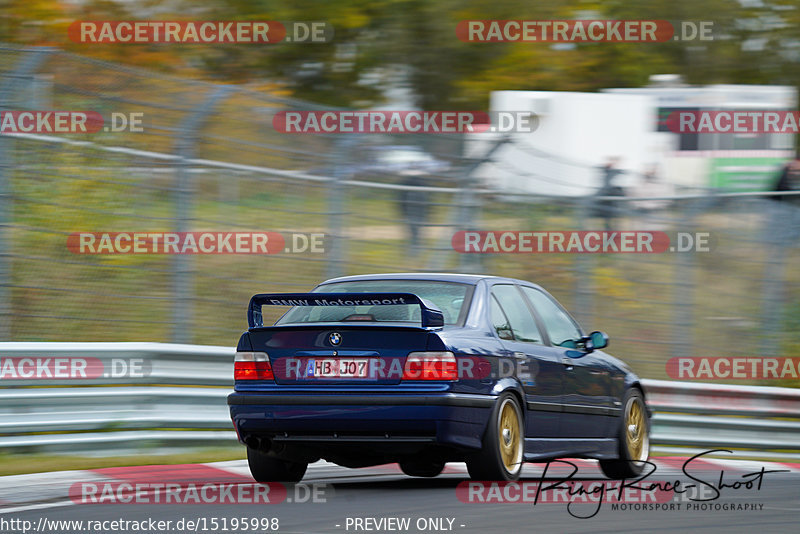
(228, 273), (650, 482)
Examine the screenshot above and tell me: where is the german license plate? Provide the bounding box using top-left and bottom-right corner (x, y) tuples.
(307, 358), (370, 378)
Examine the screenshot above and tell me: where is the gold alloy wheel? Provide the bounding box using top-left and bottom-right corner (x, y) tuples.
(498, 398), (522, 475)
(625, 397), (648, 462)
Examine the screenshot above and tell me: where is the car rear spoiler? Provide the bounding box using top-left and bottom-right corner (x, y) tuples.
(247, 292), (445, 329)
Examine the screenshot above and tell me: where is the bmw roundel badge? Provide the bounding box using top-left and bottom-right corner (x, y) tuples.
(329, 332), (342, 345)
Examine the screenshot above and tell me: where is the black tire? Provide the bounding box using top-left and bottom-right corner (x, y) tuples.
(247, 447), (308, 482)
(399, 458), (445, 478)
(466, 393), (524, 481)
(600, 388), (650, 480)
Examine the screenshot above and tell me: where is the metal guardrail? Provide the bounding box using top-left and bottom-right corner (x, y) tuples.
(1, 343), (798, 459)
(644, 379), (800, 459)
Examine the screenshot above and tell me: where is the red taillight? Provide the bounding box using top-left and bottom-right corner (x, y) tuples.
(403, 352), (458, 381)
(234, 352), (274, 380)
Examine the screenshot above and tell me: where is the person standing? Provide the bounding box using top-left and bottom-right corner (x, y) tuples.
(769, 156), (800, 245)
(774, 156), (800, 204)
(596, 157), (625, 231)
(398, 172), (429, 256)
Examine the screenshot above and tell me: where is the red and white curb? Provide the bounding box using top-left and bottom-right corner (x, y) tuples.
(1, 457), (798, 513)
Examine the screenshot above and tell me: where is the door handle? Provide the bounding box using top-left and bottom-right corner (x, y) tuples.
(513, 352), (527, 361)
(561, 357), (574, 371)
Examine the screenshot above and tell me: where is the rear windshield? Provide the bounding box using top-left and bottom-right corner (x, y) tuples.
(275, 280), (473, 326)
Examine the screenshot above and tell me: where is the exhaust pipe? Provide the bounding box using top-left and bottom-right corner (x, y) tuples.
(244, 436), (272, 451)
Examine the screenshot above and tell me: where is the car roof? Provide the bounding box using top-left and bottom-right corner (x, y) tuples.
(319, 272), (525, 286)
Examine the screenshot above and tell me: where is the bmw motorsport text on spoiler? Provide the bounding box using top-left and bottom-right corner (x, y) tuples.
(247, 292), (445, 328)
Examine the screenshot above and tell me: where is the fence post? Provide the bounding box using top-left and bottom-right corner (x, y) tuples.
(458, 136), (511, 273)
(761, 198), (793, 358)
(325, 135), (355, 279)
(0, 48), (53, 340)
(671, 199), (697, 359)
(171, 86), (230, 343)
(573, 195), (594, 328)
(456, 176), (483, 274)
(426, 136), (509, 272)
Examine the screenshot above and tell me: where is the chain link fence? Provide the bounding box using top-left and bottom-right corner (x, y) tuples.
(1, 45), (799, 384)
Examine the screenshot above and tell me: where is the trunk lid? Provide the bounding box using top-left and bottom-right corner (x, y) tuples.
(246, 324), (432, 385)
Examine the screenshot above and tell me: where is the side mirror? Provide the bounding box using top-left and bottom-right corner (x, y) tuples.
(588, 331), (609, 351)
(496, 326), (514, 340)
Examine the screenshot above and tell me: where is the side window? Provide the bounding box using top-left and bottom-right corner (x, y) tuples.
(521, 287), (582, 347)
(491, 285), (543, 344)
(489, 295), (513, 340)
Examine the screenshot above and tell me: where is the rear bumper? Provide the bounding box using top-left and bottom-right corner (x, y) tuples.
(227, 392), (495, 451)
(228, 392), (494, 407)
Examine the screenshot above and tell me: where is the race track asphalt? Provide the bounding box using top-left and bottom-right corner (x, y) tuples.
(3, 458), (799, 534)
